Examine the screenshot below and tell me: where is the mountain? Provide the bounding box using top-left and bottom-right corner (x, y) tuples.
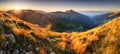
(1, 11), (120, 54)
(109, 11), (120, 18)
(6, 10), (72, 32)
(6, 10), (51, 27)
(92, 13), (112, 25)
(48, 10), (96, 31)
(94, 11), (120, 26)
(79, 11), (110, 17)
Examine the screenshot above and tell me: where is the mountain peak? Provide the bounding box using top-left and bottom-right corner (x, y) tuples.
(65, 10), (78, 14)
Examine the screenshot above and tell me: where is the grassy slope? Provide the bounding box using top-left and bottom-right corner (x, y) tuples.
(0, 12), (120, 54)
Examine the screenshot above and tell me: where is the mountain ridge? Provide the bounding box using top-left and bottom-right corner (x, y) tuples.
(48, 10), (96, 31)
(6, 10), (73, 32)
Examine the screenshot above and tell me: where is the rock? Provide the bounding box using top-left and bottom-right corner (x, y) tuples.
(14, 49), (20, 54)
(7, 51), (10, 54)
(25, 52), (30, 54)
(0, 50), (4, 54)
(5, 34), (16, 43)
(25, 51), (33, 54)
(46, 37), (51, 42)
(27, 44), (32, 50)
(36, 47), (40, 51)
(4, 41), (9, 48)
(50, 51), (56, 54)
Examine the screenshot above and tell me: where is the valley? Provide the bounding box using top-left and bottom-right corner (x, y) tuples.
(1, 0), (120, 54)
(0, 10), (120, 54)
(6, 10), (115, 32)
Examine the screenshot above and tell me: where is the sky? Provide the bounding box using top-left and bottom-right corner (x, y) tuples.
(0, 0), (120, 12)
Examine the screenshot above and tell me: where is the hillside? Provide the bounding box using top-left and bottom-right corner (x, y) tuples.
(0, 11), (72, 54)
(7, 10), (51, 27)
(6, 10), (72, 32)
(1, 11), (120, 54)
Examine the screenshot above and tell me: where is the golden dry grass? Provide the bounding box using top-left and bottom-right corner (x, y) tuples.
(1, 12), (120, 54)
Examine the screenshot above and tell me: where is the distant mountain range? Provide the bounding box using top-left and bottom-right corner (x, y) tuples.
(92, 11), (120, 26)
(6, 10), (96, 32)
(48, 10), (97, 32)
(92, 13), (112, 25)
(80, 11), (111, 17)
(6, 9), (120, 32)
(6, 10), (73, 32)
(48, 10), (96, 28)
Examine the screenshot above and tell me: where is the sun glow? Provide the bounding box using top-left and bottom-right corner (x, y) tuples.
(12, 5), (24, 10)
